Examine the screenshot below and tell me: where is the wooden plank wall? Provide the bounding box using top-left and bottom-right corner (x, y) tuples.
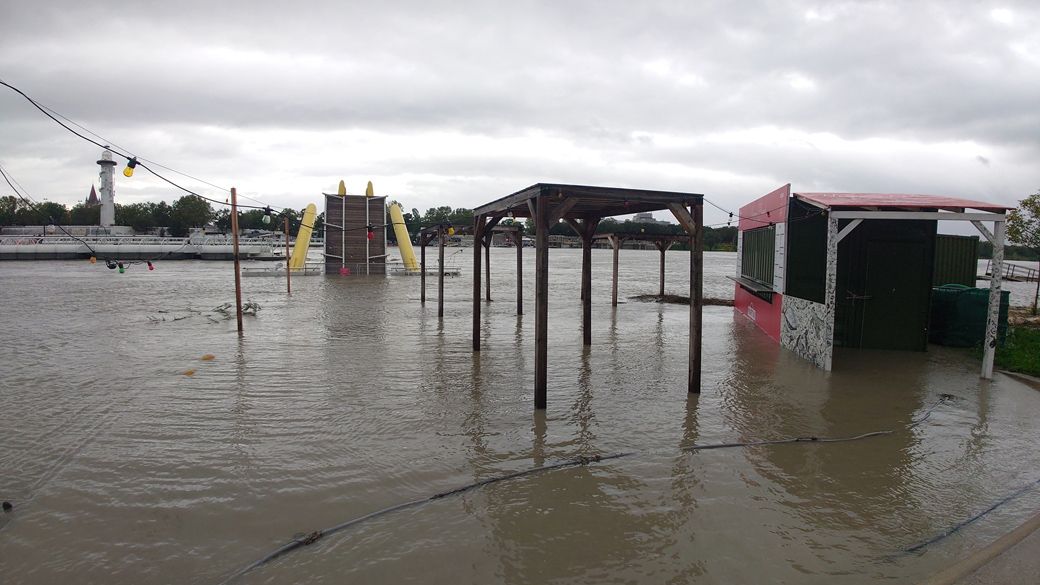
(324, 194), (388, 273)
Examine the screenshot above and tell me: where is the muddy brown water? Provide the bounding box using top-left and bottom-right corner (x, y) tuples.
(1, 249), (1039, 584)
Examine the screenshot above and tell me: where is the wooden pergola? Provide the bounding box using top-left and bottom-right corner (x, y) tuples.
(471, 183), (704, 410)
(593, 232), (689, 305)
(419, 223), (524, 318)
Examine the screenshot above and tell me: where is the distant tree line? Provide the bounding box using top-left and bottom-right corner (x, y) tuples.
(0, 194), (325, 238)
(978, 241), (1038, 261)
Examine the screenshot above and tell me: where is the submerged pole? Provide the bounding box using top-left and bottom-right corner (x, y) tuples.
(581, 230), (593, 345)
(473, 216), (483, 351)
(534, 197), (549, 409)
(284, 216), (291, 295)
(438, 228), (446, 319)
(659, 242), (667, 296)
(485, 238), (492, 302)
(610, 235), (620, 307)
(230, 187), (244, 335)
(516, 231), (523, 315)
(690, 203), (703, 393)
(420, 234), (427, 305)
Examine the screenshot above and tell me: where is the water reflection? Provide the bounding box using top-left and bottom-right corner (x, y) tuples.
(3, 255), (1040, 584)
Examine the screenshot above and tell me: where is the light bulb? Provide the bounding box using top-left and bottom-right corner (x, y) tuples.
(123, 157), (138, 178)
(262, 214), (271, 225)
(447, 226), (455, 236)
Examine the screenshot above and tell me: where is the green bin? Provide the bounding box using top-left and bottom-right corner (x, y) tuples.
(929, 284), (1009, 347)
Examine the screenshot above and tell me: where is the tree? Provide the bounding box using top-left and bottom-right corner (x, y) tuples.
(1006, 191), (1040, 314)
(0, 195), (25, 225)
(28, 201), (69, 225)
(213, 208), (231, 234)
(69, 202), (100, 225)
(115, 202), (159, 232)
(169, 195), (213, 237)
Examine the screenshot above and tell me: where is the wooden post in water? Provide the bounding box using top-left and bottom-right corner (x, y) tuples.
(230, 187), (244, 335)
(690, 203), (703, 393)
(420, 234), (427, 305)
(657, 241), (668, 296)
(438, 227), (446, 319)
(515, 231), (523, 315)
(610, 234), (621, 307)
(472, 216), (483, 351)
(284, 216), (291, 295)
(580, 222), (596, 346)
(484, 237), (492, 302)
(534, 196), (549, 409)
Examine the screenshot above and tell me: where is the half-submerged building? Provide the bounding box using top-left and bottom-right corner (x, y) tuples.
(732, 184), (1009, 378)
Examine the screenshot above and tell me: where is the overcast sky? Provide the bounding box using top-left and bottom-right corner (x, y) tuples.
(1, 0), (1038, 226)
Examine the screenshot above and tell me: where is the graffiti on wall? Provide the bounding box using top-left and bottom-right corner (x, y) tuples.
(780, 295), (834, 370)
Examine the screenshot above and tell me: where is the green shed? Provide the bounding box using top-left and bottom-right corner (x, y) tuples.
(933, 234), (979, 287)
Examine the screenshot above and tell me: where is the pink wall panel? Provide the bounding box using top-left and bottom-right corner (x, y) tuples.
(734, 286), (783, 343)
(738, 184), (790, 232)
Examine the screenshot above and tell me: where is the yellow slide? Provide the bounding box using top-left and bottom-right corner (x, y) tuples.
(388, 203), (419, 271)
(290, 203), (317, 269)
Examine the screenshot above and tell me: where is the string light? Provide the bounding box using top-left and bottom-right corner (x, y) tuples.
(366, 225), (375, 240)
(122, 157), (138, 178)
(262, 206), (272, 225)
(446, 226), (455, 236)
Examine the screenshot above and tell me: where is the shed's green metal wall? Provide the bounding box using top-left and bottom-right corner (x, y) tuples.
(834, 219), (937, 350)
(784, 199), (827, 303)
(933, 234), (979, 287)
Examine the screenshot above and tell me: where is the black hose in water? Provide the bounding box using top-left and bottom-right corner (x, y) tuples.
(218, 427), (898, 584)
(905, 477), (1040, 553)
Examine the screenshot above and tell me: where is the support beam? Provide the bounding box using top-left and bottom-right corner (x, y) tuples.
(548, 197), (579, 224)
(534, 196), (549, 409)
(668, 202), (698, 233)
(835, 219), (863, 244)
(472, 215), (484, 351)
(971, 220), (996, 243)
(689, 203), (703, 393)
(982, 220), (1005, 379)
(831, 210), (1004, 222)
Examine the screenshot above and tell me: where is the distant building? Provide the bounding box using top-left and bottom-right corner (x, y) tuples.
(632, 211), (668, 224)
(85, 185), (100, 207)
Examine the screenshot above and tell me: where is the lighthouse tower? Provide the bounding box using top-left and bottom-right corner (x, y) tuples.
(96, 148), (117, 227)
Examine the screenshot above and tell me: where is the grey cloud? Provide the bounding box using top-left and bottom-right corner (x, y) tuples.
(1, 0), (1038, 211)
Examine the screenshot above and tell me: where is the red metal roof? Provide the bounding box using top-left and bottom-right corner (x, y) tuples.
(793, 192), (1009, 212)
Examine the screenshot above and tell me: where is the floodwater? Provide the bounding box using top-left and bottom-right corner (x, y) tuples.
(1, 249), (1039, 585)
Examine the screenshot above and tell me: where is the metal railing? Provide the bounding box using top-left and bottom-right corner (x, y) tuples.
(985, 259), (1038, 282)
(0, 235), (274, 247)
